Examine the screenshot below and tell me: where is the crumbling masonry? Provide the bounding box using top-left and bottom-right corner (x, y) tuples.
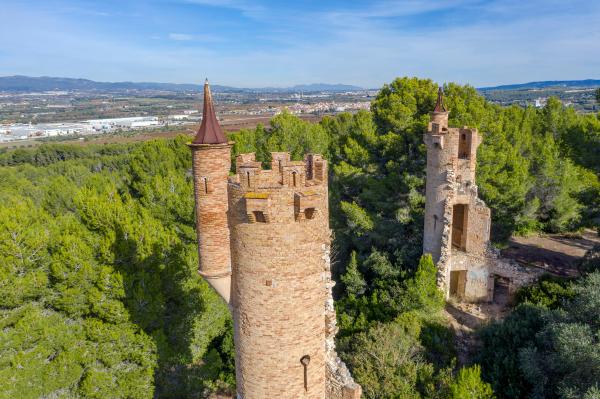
(189, 80), (361, 399)
(423, 88), (542, 302)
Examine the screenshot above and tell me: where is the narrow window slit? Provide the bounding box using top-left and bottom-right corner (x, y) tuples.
(300, 355), (310, 391)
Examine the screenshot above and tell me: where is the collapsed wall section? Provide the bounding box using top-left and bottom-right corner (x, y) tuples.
(429, 124), (543, 302)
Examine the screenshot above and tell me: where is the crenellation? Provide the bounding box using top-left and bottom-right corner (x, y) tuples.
(190, 81), (359, 399)
(229, 153), (328, 226)
(271, 151), (291, 171)
(282, 161), (307, 188)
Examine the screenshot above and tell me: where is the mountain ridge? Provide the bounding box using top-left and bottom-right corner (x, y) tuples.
(3, 75), (599, 94)
(479, 79), (600, 91)
(0, 75), (364, 93)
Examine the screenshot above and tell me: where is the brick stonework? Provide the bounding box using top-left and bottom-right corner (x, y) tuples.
(189, 143), (233, 279)
(423, 90), (543, 302)
(191, 147), (361, 398)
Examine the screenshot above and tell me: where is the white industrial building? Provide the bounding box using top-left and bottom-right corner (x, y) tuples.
(0, 116), (165, 143)
(86, 116), (160, 131)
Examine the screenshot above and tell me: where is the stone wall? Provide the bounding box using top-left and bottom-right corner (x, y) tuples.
(228, 152), (360, 399)
(487, 249), (545, 296)
(434, 173), (455, 298)
(424, 107), (542, 303)
(189, 142), (233, 301)
(423, 115), (453, 263)
(450, 250), (490, 302)
(323, 244), (362, 399)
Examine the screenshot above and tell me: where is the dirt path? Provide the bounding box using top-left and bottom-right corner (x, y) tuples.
(444, 300), (510, 366)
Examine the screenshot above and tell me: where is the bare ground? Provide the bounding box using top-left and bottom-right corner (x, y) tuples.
(501, 229), (600, 276)
(445, 229), (600, 366)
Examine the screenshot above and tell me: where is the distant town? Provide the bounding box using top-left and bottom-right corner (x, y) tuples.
(0, 115), (190, 142)
(1, 76), (598, 144)
(0, 88), (373, 143)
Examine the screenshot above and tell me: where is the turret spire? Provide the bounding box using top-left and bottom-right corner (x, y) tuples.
(192, 79), (227, 144)
(433, 86), (447, 113)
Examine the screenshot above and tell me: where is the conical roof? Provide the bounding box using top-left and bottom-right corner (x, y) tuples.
(433, 86), (447, 113)
(192, 79), (227, 144)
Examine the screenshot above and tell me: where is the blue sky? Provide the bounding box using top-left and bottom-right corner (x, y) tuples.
(1, 0), (599, 88)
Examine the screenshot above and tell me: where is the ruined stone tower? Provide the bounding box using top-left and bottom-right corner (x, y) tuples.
(423, 88), (541, 302)
(190, 81), (361, 399)
(424, 87), (485, 263)
(423, 88), (453, 263)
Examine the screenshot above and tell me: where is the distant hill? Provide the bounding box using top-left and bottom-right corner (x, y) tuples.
(480, 79), (600, 91)
(288, 83), (364, 92)
(0, 76), (364, 93)
(0, 75), (225, 93)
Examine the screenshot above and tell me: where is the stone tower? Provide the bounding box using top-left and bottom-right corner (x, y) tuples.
(423, 86), (490, 299)
(423, 87), (452, 263)
(188, 79), (233, 302)
(423, 88), (541, 302)
(190, 81), (361, 398)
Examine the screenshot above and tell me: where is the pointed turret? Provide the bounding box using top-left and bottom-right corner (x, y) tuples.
(430, 86), (449, 129)
(188, 78), (233, 303)
(433, 86), (447, 113)
(193, 79), (227, 144)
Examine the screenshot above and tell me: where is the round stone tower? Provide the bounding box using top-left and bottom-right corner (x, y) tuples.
(188, 79), (233, 302)
(228, 152), (331, 398)
(189, 80), (361, 398)
(423, 87), (451, 262)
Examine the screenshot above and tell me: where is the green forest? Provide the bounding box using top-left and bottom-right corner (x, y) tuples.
(1, 77), (599, 398)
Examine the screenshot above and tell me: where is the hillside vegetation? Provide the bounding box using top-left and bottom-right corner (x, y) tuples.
(0, 77), (599, 398)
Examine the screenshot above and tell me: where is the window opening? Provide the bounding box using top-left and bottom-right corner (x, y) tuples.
(458, 132), (471, 159)
(452, 204), (468, 250)
(300, 355), (311, 391)
(253, 211), (266, 223)
(450, 270), (467, 298)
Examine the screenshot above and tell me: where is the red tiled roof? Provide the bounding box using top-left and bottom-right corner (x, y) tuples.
(192, 79), (227, 144)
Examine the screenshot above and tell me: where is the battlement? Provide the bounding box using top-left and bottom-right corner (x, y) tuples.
(228, 152), (328, 224)
(191, 80), (360, 399)
(233, 152), (327, 189)
(425, 124), (480, 174)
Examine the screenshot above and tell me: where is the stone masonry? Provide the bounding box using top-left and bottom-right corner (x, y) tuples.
(423, 88), (542, 302)
(190, 81), (361, 399)
(188, 79), (233, 302)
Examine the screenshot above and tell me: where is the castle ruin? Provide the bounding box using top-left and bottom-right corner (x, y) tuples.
(424, 88), (542, 302)
(189, 80), (361, 399)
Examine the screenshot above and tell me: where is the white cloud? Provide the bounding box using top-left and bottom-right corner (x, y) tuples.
(167, 32), (224, 42)
(182, 0), (266, 18)
(168, 33), (194, 41)
(322, 0), (474, 21)
(0, 0), (599, 88)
